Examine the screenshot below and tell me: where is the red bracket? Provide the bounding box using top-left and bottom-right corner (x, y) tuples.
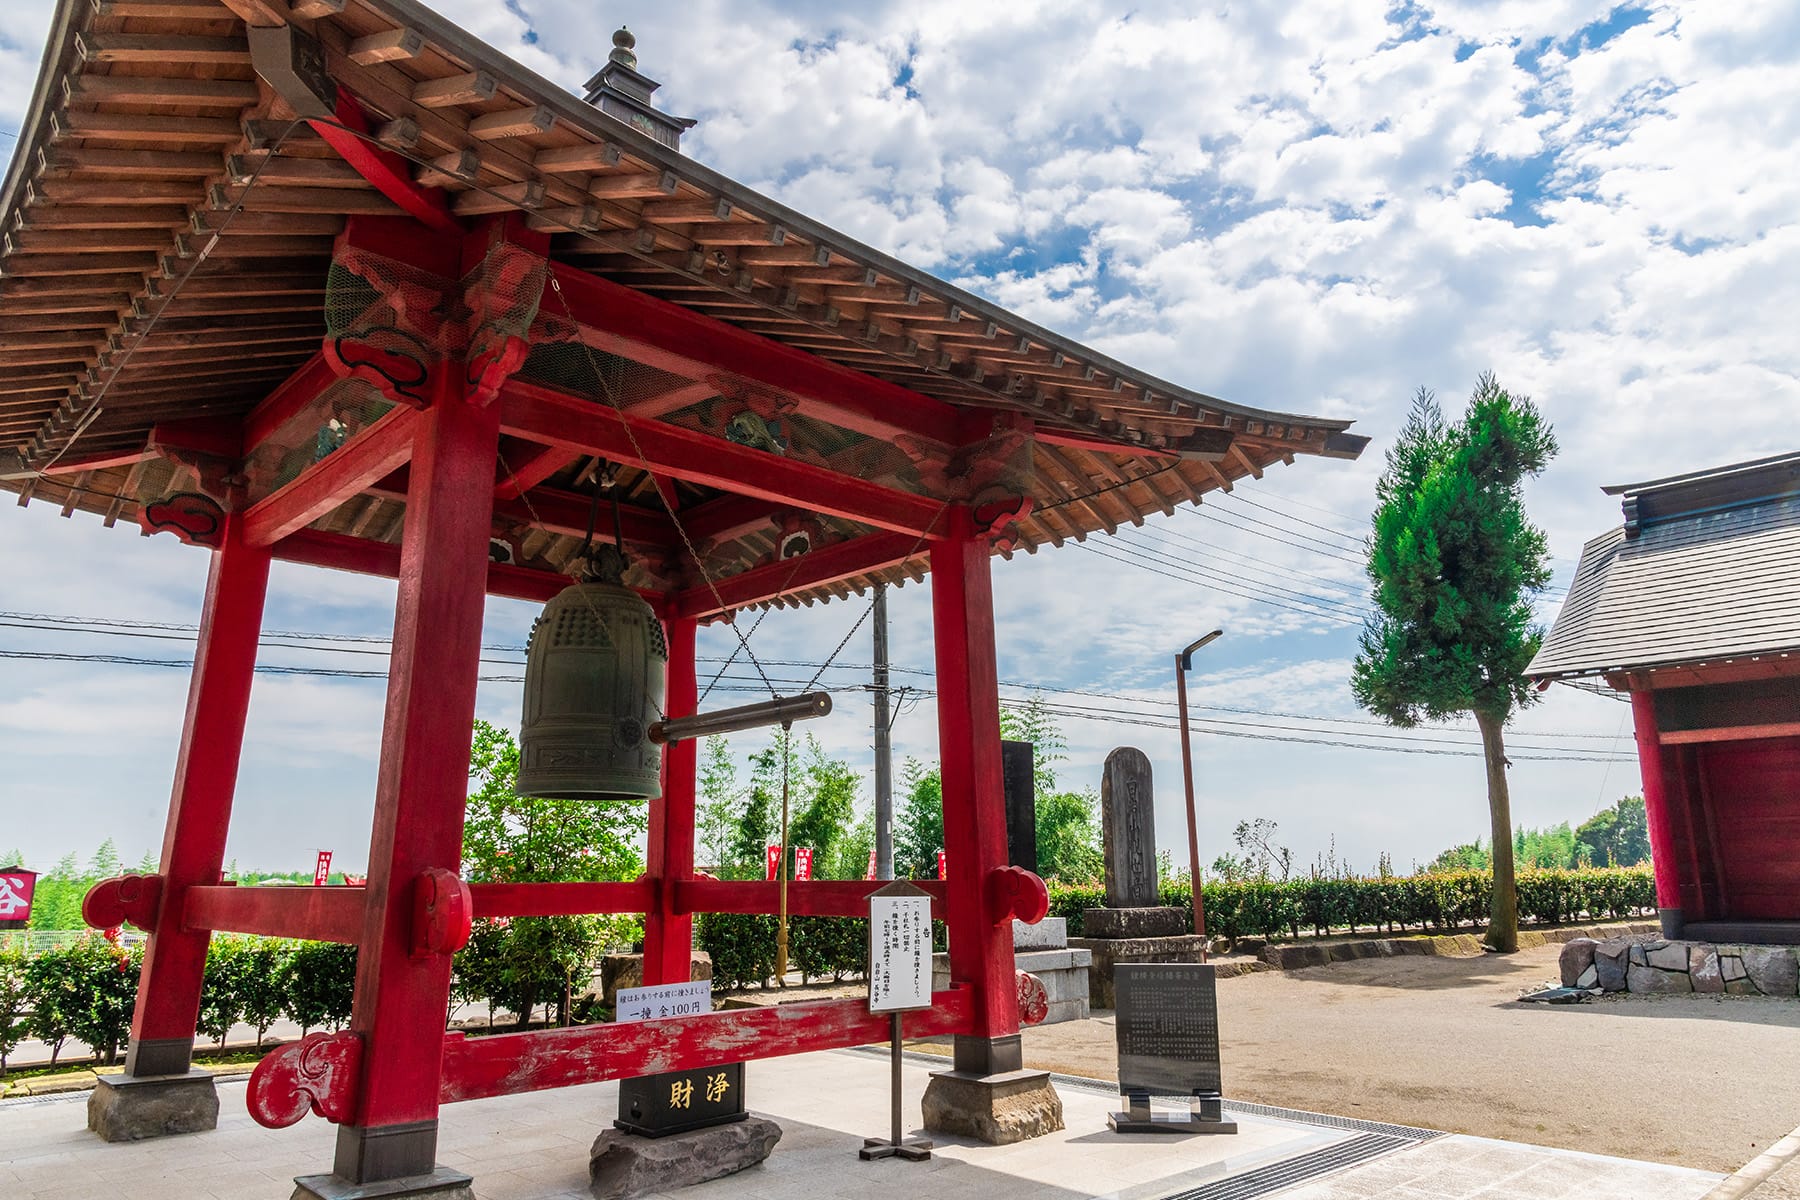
(247, 1031), (364, 1128)
(411, 868), (473, 958)
(1016, 970), (1049, 1026)
(972, 495), (1034, 552)
(138, 492), (227, 547)
(984, 865), (1050, 926)
(82, 873), (164, 932)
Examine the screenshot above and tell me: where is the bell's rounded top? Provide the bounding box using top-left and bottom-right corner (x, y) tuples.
(609, 26), (638, 70)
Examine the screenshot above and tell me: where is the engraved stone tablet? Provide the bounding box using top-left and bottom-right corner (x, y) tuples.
(1101, 747), (1157, 909)
(1110, 963), (1235, 1134)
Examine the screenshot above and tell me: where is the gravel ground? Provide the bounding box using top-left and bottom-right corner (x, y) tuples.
(929, 943), (1800, 1184)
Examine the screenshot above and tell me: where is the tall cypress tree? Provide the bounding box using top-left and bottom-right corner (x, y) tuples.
(1352, 375), (1557, 952)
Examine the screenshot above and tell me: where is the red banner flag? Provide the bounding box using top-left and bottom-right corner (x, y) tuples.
(794, 848), (814, 881)
(765, 844), (781, 881)
(0, 867), (38, 929)
(936, 849), (946, 880)
(312, 851), (333, 887)
(865, 849), (876, 880)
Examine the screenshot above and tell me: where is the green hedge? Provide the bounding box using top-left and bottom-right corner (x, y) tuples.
(1048, 867), (1655, 943)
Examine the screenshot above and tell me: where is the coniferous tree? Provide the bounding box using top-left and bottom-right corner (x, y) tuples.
(1352, 375), (1557, 952)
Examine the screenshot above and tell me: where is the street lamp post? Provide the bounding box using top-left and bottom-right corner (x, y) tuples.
(1176, 630), (1223, 961)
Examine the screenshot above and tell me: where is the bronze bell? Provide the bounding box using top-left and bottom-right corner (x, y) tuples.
(517, 545), (667, 801)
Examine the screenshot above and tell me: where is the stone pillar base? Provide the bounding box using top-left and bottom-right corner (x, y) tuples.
(589, 1115), (781, 1200)
(1659, 907), (1684, 940)
(87, 1070), (219, 1142)
(921, 1069), (1063, 1145)
(291, 1167), (475, 1200)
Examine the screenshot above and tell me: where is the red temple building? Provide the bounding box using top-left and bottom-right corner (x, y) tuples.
(0, 1), (1365, 1195)
(1530, 453), (1800, 944)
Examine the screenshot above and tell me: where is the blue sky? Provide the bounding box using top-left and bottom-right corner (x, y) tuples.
(2, 0), (1798, 878)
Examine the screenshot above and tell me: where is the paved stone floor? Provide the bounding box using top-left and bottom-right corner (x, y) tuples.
(1, 1050), (1723, 1200)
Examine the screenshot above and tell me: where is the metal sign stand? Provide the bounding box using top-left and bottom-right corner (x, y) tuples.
(859, 881), (933, 1162)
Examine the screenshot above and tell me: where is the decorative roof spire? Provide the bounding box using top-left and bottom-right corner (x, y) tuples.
(581, 28), (696, 150)
(609, 27), (637, 70)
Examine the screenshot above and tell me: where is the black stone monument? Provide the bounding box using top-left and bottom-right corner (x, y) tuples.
(1001, 739), (1037, 873)
(1108, 963), (1236, 1134)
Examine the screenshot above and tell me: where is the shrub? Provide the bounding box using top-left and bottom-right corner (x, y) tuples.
(0, 943), (32, 1072)
(237, 939), (294, 1048)
(199, 934), (249, 1048)
(790, 916), (867, 983)
(64, 934), (140, 1066)
(695, 913), (778, 991)
(23, 944), (80, 1066)
(285, 941), (357, 1034)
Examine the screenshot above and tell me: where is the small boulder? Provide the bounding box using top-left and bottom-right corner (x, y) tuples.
(1595, 940), (1633, 992)
(590, 1116), (781, 1200)
(1628, 962), (1692, 994)
(1645, 941), (1690, 971)
(1742, 947), (1799, 997)
(1559, 938), (1599, 987)
(1577, 963), (1598, 989)
(1690, 946), (1724, 994)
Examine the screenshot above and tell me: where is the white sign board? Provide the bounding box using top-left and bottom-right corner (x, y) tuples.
(614, 979), (712, 1024)
(868, 893), (933, 1013)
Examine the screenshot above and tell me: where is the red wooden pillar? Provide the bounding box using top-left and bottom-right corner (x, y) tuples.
(125, 511), (271, 1078)
(1630, 690), (1684, 937)
(643, 615), (699, 984)
(929, 506), (1019, 1073)
(332, 375), (499, 1185)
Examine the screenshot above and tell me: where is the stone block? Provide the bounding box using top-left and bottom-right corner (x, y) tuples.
(1069, 934), (1209, 1009)
(1628, 962), (1692, 994)
(588, 1116), (780, 1200)
(1577, 963), (1598, 989)
(1721, 952), (1750, 983)
(87, 1071), (219, 1142)
(293, 1167), (475, 1200)
(1644, 941), (1690, 971)
(1741, 946), (1799, 997)
(1690, 946), (1724, 993)
(1014, 917), (1067, 950)
(1595, 941), (1633, 992)
(599, 952), (712, 1006)
(1559, 938), (1599, 987)
(922, 1069), (1063, 1144)
(1082, 907), (1187, 939)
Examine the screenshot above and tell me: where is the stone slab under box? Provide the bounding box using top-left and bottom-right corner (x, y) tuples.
(1013, 916), (1067, 949)
(87, 1070), (219, 1143)
(1082, 906), (1188, 939)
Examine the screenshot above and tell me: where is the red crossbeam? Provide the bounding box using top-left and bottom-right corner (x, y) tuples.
(182, 884), (364, 944)
(679, 495), (785, 545)
(499, 381), (946, 537)
(672, 530), (929, 621)
(675, 879), (948, 918)
(440, 989), (972, 1104)
(273, 529), (654, 609)
(243, 406), (421, 546)
(314, 94), (460, 236)
(371, 467), (676, 546)
(547, 263), (960, 447)
(467, 880), (655, 919)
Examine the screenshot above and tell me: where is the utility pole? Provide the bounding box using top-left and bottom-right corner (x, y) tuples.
(873, 582), (895, 879)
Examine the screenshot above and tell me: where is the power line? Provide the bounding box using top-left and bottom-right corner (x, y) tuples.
(1214, 490), (1368, 545)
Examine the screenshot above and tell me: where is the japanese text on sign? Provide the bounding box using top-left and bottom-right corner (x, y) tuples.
(312, 851), (333, 887)
(867, 893), (932, 1012)
(614, 979), (713, 1024)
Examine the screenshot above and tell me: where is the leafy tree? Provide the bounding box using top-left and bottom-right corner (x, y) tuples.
(199, 935), (247, 1048)
(696, 736), (742, 874)
(457, 721), (645, 1029)
(65, 934), (139, 1065)
(87, 839), (122, 881)
(893, 759), (944, 880)
(23, 945), (78, 1064)
(1233, 818), (1294, 881)
(827, 804), (876, 882)
(788, 734), (860, 876)
(285, 941), (357, 1033)
(1036, 790), (1103, 882)
(729, 777), (777, 880)
(1352, 376), (1557, 952)
(0, 943), (30, 1072)
(1427, 840), (1491, 873)
(1576, 796), (1651, 867)
(1515, 822), (1576, 870)
(237, 939), (293, 1048)
(28, 853), (84, 931)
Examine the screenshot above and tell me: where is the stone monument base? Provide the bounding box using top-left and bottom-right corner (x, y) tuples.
(1082, 907), (1187, 940)
(589, 1116), (781, 1200)
(1069, 934), (1211, 1009)
(292, 1168), (475, 1200)
(87, 1070), (219, 1142)
(921, 1069), (1064, 1144)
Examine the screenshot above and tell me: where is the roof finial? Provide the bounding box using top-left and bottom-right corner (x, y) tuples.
(610, 26), (637, 71)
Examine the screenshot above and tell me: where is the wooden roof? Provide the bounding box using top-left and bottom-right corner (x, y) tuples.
(1529, 453), (1800, 684)
(0, 0), (1366, 611)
